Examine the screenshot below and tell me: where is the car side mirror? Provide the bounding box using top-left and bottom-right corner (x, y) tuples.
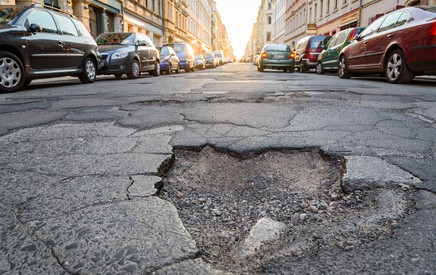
(29, 23), (42, 33)
(354, 34), (362, 41)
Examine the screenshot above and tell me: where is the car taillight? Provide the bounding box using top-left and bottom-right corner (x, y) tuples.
(290, 52), (295, 59)
(348, 29), (356, 41)
(430, 21), (436, 36)
(304, 52), (309, 58)
(261, 52), (267, 59)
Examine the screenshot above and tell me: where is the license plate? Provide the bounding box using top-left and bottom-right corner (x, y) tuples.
(273, 54), (284, 59)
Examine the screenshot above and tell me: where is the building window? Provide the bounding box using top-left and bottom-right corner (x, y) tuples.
(268, 2), (272, 9)
(267, 32), (271, 41)
(44, 0), (59, 8)
(267, 16), (271, 24)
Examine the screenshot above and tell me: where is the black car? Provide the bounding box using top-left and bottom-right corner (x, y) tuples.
(96, 32), (160, 79)
(0, 4), (100, 93)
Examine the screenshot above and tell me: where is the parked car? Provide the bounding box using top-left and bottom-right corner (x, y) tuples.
(96, 32), (160, 79)
(195, 54), (206, 70)
(204, 52), (219, 68)
(213, 50), (225, 65)
(257, 44), (295, 73)
(339, 6), (436, 84)
(164, 42), (195, 72)
(294, 35), (331, 72)
(158, 45), (179, 74)
(252, 54), (260, 66)
(316, 27), (365, 74)
(0, 4), (100, 93)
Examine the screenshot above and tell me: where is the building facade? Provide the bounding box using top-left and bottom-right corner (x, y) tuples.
(8, 0), (232, 55)
(248, 0), (435, 54)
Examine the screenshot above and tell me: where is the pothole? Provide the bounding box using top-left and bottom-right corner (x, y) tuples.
(159, 146), (415, 273)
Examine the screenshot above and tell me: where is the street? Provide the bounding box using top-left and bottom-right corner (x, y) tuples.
(0, 63), (435, 274)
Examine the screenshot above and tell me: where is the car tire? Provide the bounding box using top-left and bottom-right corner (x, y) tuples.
(175, 64), (180, 74)
(0, 51), (26, 93)
(191, 66), (195, 72)
(152, 61), (160, 77)
(167, 62), (172, 75)
(283, 69), (288, 72)
(316, 62), (325, 75)
(79, 57), (96, 83)
(289, 66), (294, 73)
(127, 59), (140, 79)
(338, 56), (352, 79)
(257, 65), (264, 72)
(385, 49), (414, 84)
(114, 74), (123, 79)
(299, 62), (308, 73)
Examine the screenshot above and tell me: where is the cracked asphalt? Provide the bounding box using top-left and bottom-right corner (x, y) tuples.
(0, 63), (435, 274)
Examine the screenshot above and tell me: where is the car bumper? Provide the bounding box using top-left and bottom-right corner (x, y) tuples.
(160, 62), (170, 71)
(179, 60), (190, 69)
(259, 59), (295, 69)
(98, 58), (130, 74)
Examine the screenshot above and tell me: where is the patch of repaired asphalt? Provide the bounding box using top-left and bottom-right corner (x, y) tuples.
(160, 146), (416, 273)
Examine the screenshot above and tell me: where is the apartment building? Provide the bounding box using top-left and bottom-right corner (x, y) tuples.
(8, 0), (232, 53)
(186, 0), (213, 54)
(246, 0), (274, 58)
(249, 0), (435, 51)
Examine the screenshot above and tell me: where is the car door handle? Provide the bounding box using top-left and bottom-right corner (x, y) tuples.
(387, 34), (394, 39)
(364, 41), (368, 44)
(58, 41), (64, 47)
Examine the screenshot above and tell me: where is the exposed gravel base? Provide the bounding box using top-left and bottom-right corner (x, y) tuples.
(160, 146), (416, 273)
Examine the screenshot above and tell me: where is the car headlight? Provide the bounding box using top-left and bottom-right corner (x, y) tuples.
(111, 52), (128, 60)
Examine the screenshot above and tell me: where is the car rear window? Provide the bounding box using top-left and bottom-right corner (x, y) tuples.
(310, 36), (330, 48)
(160, 47), (169, 55)
(265, 45), (290, 51)
(173, 44), (187, 53)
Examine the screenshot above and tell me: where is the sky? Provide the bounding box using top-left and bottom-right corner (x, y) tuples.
(215, 0), (262, 58)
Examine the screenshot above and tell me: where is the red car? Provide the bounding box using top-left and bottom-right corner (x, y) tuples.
(338, 6), (436, 84)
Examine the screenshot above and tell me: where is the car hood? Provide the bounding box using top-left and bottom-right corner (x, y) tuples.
(97, 44), (132, 53)
(0, 24), (20, 33)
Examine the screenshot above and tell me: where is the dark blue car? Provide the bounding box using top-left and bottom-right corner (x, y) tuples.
(158, 46), (180, 74)
(163, 42), (195, 72)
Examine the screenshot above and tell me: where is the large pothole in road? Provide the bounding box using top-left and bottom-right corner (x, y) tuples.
(159, 146), (415, 273)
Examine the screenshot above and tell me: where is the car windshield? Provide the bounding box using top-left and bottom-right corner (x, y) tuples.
(264, 45), (290, 51)
(419, 6), (436, 13)
(195, 55), (203, 60)
(205, 53), (214, 58)
(95, 33), (135, 45)
(0, 7), (21, 24)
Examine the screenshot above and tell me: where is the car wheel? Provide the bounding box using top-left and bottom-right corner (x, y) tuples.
(0, 52), (25, 93)
(191, 66), (195, 72)
(283, 69), (288, 72)
(289, 66), (294, 73)
(152, 61), (160, 77)
(175, 64), (180, 74)
(257, 65), (264, 72)
(385, 49), (414, 84)
(299, 62), (308, 73)
(338, 56), (352, 79)
(127, 59), (140, 79)
(316, 62), (325, 75)
(79, 57), (96, 83)
(167, 62), (172, 75)
(114, 74), (123, 79)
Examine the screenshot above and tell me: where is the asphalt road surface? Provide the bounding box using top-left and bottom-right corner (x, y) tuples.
(0, 63), (435, 274)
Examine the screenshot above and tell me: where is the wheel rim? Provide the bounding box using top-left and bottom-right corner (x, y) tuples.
(338, 57), (346, 77)
(387, 53), (401, 81)
(316, 63), (322, 74)
(86, 60), (96, 80)
(132, 61), (140, 78)
(0, 57), (21, 88)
